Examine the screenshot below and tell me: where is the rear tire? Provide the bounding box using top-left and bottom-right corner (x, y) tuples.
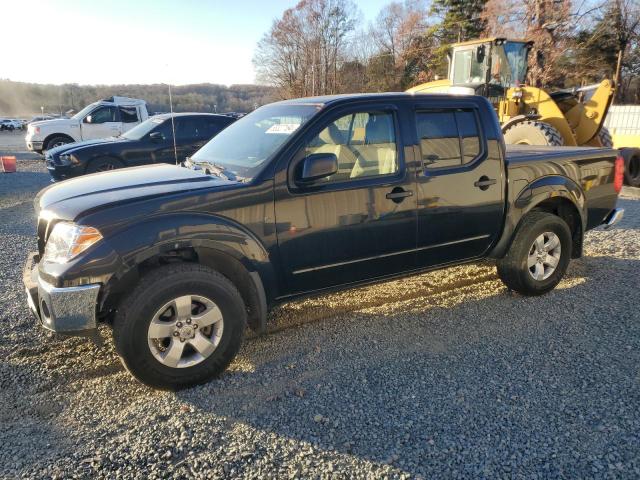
(497, 212), (572, 296)
(86, 157), (124, 173)
(113, 264), (246, 390)
(503, 121), (564, 146)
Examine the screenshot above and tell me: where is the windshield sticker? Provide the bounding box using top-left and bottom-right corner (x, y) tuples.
(265, 123), (300, 134)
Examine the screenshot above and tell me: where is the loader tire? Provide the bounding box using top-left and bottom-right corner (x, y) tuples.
(622, 148), (640, 187)
(597, 126), (613, 148)
(503, 121), (564, 146)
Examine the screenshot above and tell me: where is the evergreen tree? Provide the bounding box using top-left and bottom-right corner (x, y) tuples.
(431, 0), (488, 44)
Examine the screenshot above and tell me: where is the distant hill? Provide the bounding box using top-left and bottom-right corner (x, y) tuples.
(0, 80), (276, 117)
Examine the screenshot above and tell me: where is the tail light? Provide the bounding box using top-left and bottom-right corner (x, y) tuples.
(614, 154), (624, 193)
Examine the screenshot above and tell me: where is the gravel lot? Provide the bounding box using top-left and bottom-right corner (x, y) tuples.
(1, 129), (639, 479)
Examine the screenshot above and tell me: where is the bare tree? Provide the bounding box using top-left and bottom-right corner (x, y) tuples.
(367, 0), (430, 90)
(253, 0), (358, 98)
(606, 0), (640, 98)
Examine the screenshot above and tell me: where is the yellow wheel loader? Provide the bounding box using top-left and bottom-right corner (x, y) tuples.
(406, 38), (615, 148)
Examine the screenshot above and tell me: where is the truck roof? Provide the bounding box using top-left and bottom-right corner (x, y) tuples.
(151, 112), (234, 120)
(100, 96), (146, 106)
(274, 92), (478, 107)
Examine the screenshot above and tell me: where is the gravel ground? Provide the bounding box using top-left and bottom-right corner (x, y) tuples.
(1, 142), (639, 479)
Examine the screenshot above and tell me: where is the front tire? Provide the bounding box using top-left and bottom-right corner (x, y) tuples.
(86, 157), (124, 173)
(45, 135), (72, 151)
(113, 264), (246, 390)
(497, 212), (572, 296)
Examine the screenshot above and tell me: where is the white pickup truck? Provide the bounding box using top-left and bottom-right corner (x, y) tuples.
(25, 96), (149, 154)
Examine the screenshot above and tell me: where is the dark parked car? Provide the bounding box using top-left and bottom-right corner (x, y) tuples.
(44, 113), (235, 180)
(23, 93), (624, 389)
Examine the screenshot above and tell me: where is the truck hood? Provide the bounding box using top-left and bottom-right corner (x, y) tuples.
(30, 118), (79, 131)
(35, 164), (236, 220)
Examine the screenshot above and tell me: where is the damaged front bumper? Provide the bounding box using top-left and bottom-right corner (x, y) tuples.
(23, 252), (101, 336)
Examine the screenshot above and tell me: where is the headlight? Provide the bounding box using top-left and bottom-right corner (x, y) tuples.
(43, 222), (103, 264)
(57, 154), (74, 166)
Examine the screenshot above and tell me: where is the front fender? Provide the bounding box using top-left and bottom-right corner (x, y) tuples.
(489, 175), (586, 258)
(109, 212), (273, 281)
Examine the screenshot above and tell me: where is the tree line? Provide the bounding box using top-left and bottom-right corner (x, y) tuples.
(0, 81), (276, 117)
(254, 0), (640, 102)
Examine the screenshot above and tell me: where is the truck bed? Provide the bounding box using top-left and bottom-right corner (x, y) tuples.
(505, 144), (616, 163)
(504, 144), (619, 231)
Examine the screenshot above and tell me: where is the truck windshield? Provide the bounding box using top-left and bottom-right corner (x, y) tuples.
(503, 42), (528, 86)
(191, 104), (320, 180)
(121, 117), (165, 140)
(71, 103), (99, 120)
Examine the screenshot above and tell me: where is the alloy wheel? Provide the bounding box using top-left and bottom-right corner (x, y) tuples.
(527, 232), (562, 281)
(147, 295), (224, 368)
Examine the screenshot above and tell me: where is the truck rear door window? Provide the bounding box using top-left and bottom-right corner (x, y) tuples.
(119, 106), (139, 123)
(416, 109), (482, 169)
(456, 110), (481, 164)
(416, 111), (461, 169)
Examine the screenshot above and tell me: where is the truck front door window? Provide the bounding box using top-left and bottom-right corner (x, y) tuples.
(303, 111), (398, 183)
(87, 106), (118, 124)
(80, 106), (121, 140)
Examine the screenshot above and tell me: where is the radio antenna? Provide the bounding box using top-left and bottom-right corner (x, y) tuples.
(168, 83), (178, 164)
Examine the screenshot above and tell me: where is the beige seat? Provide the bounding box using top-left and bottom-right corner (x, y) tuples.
(307, 123), (358, 181)
(351, 114), (397, 178)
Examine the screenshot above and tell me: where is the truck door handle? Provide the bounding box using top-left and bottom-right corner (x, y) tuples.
(386, 187), (413, 203)
(474, 176), (497, 190)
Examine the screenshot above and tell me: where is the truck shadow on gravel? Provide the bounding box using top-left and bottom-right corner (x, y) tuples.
(2, 255), (638, 476)
(170, 254), (640, 476)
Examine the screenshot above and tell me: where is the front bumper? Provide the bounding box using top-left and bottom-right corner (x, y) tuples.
(45, 154), (75, 181)
(26, 140), (43, 152)
(23, 252), (101, 334)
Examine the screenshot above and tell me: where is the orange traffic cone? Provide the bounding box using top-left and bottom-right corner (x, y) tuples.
(1, 156), (16, 173)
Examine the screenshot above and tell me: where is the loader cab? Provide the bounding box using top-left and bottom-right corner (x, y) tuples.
(449, 38), (532, 97)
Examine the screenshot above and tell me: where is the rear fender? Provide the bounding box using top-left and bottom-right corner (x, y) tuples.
(489, 175), (586, 259)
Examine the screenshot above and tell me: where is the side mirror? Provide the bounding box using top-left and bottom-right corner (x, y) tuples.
(299, 153), (338, 183)
(84, 115), (93, 124)
(149, 131), (165, 142)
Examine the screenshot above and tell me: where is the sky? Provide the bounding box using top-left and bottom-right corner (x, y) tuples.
(1, 0), (392, 86)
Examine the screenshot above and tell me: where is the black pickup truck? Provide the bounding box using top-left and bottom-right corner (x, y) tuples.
(23, 93), (625, 389)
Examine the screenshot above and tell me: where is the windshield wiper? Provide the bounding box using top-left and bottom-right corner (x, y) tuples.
(187, 158), (248, 182)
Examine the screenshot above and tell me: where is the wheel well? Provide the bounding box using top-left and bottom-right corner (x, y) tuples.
(43, 133), (74, 149)
(86, 155), (124, 171)
(530, 197), (583, 258)
(104, 247), (266, 332)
